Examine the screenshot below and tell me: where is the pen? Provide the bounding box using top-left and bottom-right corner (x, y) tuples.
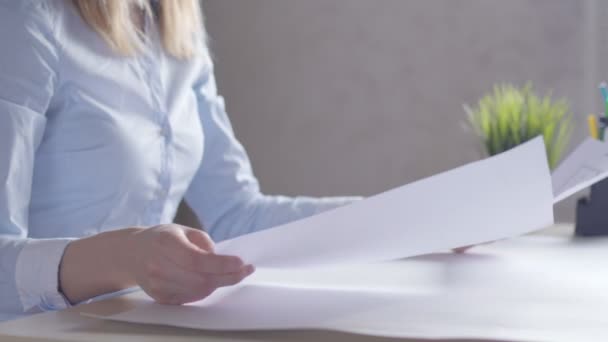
(588, 114), (599, 140)
(600, 83), (608, 122)
(600, 82), (608, 102)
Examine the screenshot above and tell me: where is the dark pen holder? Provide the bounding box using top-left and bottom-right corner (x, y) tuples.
(575, 177), (608, 236)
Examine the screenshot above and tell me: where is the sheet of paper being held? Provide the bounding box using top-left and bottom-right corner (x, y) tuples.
(216, 136), (554, 268)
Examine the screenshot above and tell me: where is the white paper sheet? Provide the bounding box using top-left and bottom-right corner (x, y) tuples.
(83, 137), (608, 342)
(87, 137), (608, 341)
(216, 137), (554, 268)
(552, 138), (608, 203)
(93, 236), (608, 342)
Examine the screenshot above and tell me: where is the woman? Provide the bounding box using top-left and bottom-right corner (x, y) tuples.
(0, 0), (357, 321)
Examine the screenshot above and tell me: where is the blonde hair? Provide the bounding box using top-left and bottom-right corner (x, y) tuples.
(72, 0), (205, 60)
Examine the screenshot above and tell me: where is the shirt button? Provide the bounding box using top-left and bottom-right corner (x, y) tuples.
(161, 124), (170, 138)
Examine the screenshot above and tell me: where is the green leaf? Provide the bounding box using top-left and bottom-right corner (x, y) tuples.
(465, 82), (573, 170)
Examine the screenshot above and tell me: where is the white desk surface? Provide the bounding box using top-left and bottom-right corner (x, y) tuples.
(0, 224), (580, 342)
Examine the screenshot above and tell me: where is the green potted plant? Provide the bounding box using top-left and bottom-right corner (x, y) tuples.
(465, 83), (573, 170)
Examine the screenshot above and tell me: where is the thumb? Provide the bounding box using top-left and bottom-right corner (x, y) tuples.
(184, 228), (215, 253)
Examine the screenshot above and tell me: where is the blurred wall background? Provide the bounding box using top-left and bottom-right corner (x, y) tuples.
(179, 0), (605, 226)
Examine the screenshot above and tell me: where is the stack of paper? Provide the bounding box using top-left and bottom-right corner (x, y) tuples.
(90, 137), (608, 341)
(94, 236), (608, 341)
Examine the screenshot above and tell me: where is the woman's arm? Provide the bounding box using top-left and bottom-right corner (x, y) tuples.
(58, 224), (253, 305)
(185, 64), (361, 242)
(0, 1), (74, 317)
(0, 3), (252, 317)
(57, 228), (140, 305)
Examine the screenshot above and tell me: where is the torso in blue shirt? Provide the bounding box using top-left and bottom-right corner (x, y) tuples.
(0, 0), (356, 320)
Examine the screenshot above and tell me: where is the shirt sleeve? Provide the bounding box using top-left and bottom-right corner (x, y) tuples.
(185, 64), (361, 242)
(0, 1), (73, 318)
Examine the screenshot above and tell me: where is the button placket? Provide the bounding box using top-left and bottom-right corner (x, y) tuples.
(139, 17), (173, 225)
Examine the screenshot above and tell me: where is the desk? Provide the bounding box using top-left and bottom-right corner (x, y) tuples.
(0, 225), (578, 342)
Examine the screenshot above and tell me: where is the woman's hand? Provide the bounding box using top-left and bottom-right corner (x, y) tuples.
(452, 246), (473, 254)
(453, 240), (498, 254)
(129, 224), (254, 304)
(59, 224), (253, 306)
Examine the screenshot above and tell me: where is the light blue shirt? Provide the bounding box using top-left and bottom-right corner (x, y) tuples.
(0, 1), (357, 321)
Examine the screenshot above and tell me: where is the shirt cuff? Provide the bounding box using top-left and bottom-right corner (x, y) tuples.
(15, 238), (75, 312)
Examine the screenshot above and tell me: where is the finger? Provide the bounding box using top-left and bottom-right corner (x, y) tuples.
(163, 240), (245, 274)
(453, 239), (499, 254)
(171, 264), (254, 300)
(194, 253), (246, 274)
(206, 264), (255, 288)
(185, 228), (215, 253)
(168, 225), (214, 253)
(453, 246), (473, 254)
(158, 227), (245, 274)
(151, 261), (254, 304)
